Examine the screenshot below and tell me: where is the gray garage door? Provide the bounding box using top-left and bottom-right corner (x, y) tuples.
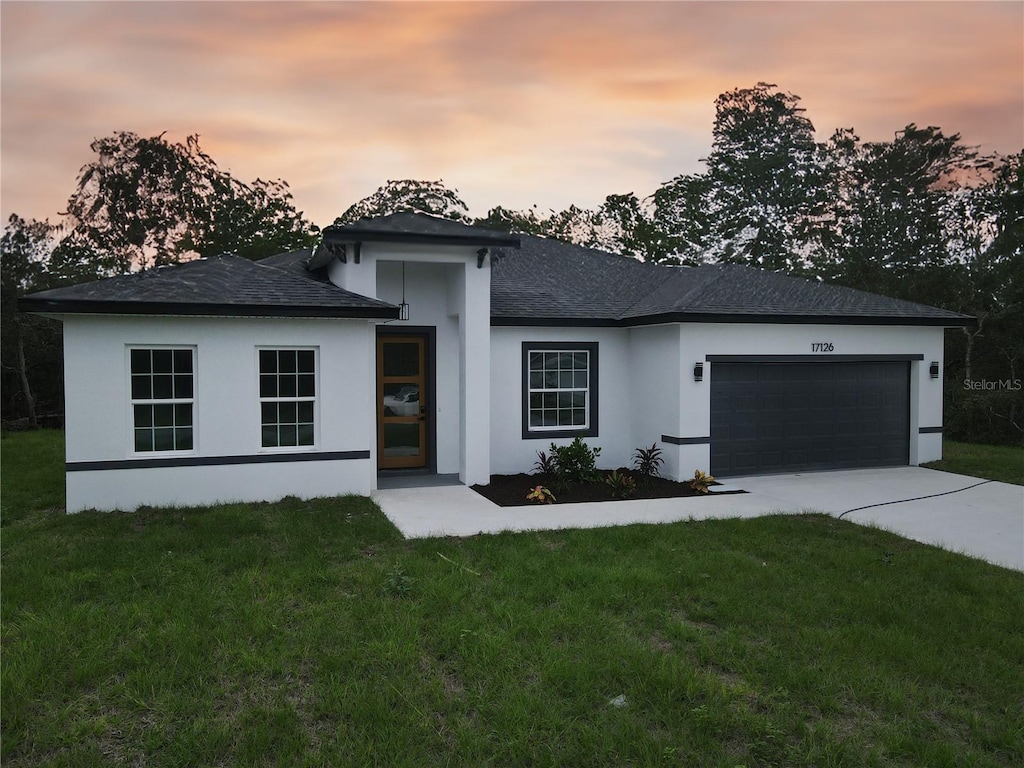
(710, 361), (910, 477)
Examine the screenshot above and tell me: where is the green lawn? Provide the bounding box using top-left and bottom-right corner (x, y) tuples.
(923, 439), (1024, 485)
(3, 432), (1023, 767)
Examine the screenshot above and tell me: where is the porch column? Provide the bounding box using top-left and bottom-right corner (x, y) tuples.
(459, 262), (491, 485)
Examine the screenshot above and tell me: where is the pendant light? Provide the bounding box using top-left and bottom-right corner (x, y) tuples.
(399, 262), (410, 321)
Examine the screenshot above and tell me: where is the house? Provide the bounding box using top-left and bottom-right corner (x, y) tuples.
(21, 212), (973, 513)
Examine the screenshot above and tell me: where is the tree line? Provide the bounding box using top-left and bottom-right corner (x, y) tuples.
(3, 84), (1021, 443)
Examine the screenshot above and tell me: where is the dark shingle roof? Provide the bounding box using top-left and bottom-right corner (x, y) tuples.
(309, 212), (520, 269)
(491, 237), (974, 327)
(488, 235), (668, 322)
(323, 211), (520, 246)
(20, 212), (973, 327)
(19, 253), (398, 319)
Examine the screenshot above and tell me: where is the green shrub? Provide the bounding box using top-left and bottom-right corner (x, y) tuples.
(549, 437), (601, 487)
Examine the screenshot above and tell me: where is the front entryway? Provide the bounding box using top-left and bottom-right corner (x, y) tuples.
(377, 334), (430, 469)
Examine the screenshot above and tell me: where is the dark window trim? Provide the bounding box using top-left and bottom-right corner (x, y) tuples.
(377, 325), (437, 474)
(521, 342), (599, 440)
(705, 354), (925, 363)
(661, 435), (711, 445)
(67, 450), (370, 472)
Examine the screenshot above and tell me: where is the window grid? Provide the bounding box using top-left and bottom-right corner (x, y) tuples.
(259, 349), (316, 448)
(130, 348), (194, 452)
(528, 350), (589, 429)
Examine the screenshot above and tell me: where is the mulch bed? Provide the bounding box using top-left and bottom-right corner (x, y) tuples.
(471, 468), (745, 507)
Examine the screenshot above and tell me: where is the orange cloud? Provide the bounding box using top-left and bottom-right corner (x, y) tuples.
(2, 1), (1021, 229)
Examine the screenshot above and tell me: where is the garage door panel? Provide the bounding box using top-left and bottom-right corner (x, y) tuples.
(710, 361), (910, 477)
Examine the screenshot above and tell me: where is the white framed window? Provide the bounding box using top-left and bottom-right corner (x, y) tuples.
(522, 342), (599, 439)
(130, 347), (195, 452)
(259, 348), (317, 448)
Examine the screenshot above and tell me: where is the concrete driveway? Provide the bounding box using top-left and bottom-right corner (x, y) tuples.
(374, 467), (1023, 571)
(731, 467), (1023, 572)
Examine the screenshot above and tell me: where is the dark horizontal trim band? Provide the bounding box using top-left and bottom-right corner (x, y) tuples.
(919, 426), (944, 434)
(67, 450), (371, 472)
(661, 435), (711, 445)
(629, 313), (975, 328)
(705, 354), (925, 363)
(492, 314), (974, 328)
(322, 229), (520, 249)
(20, 298), (398, 320)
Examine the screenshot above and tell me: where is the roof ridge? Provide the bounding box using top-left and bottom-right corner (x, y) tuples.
(616, 262), (730, 319)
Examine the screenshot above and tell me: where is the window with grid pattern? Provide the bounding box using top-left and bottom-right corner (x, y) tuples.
(130, 348), (194, 452)
(259, 349), (316, 448)
(527, 350), (590, 429)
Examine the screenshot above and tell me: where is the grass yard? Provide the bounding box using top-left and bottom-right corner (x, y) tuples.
(2, 432), (1023, 767)
(922, 439), (1024, 485)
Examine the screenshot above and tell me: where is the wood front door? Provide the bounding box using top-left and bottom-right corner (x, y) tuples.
(377, 335), (428, 469)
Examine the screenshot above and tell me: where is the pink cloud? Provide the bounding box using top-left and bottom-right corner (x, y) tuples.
(2, 1), (1021, 229)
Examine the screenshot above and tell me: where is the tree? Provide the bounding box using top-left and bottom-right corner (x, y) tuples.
(649, 173), (713, 265)
(334, 179), (472, 226)
(473, 205), (551, 236)
(821, 124), (982, 304)
(64, 132), (318, 273)
(589, 193), (660, 260)
(1, 215), (62, 426)
(701, 83), (825, 272)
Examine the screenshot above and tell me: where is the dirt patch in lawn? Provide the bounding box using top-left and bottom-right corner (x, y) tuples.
(471, 469), (745, 507)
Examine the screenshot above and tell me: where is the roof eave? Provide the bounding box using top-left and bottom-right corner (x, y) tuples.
(625, 311), (977, 327)
(18, 297), (399, 320)
(491, 312), (977, 328)
(321, 227), (521, 249)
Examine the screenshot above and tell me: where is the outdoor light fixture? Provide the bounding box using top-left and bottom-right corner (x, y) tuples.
(694, 362), (704, 382)
(399, 262), (410, 321)
(930, 361), (940, 379)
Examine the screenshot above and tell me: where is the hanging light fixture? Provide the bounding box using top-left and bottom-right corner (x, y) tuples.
(399, 262), (410, 321)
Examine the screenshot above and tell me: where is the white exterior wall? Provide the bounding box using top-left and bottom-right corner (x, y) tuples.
(488, 321), (947, 480)
(627, 324), (685, 480)
(674, 323), (946, 470)
(62, 314), (377, 512)
(490, 326), (633, 475)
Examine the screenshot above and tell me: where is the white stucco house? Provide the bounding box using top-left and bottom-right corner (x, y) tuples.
(21, 212), (973, 513)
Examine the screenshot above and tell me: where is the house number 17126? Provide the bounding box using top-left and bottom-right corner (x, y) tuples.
(812, 342), (834, 352)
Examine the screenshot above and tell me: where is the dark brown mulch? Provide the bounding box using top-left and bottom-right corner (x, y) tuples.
(471, 468), (744, 507)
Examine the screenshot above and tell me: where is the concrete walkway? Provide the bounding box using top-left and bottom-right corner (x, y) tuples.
(372, 467), (1024, 571)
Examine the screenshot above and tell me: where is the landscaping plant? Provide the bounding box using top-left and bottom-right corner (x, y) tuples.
(632, 443), (664, 485)
(526, 485), (556, 504)
(690, 469), (714, 493)
(548, 436), (601, 488)
(604, 470), (637, 499)
(533, 450), (557, 476)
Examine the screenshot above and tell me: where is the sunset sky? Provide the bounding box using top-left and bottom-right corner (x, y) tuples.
(2, 1), (1022, 230)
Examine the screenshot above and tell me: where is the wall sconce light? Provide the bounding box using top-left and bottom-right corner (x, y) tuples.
(398, 262), (410, 321)
(930, 362), (939, 379)
(694, 362), (704, 382)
